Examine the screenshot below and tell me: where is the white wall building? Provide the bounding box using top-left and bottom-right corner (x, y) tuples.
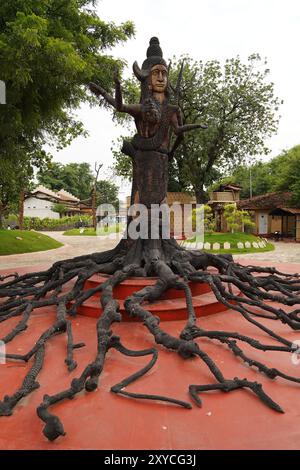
(24, 196), (60, 219)
(24, 186), (80, 219)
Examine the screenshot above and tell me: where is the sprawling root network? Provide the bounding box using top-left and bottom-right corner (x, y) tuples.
(1, 238), (300, 441)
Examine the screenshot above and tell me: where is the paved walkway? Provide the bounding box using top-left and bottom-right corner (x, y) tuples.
(234, 241), (300, 263)
(0, 231), (119, 269)
(0, 233), (299, 270)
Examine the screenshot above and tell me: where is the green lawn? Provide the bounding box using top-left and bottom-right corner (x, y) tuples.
(0, 230), (63, 256)
(186, 232), (274, 254)
(63, 224), (123, 236)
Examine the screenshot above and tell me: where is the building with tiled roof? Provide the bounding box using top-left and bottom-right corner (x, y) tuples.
(238, 191), (300, 241)
(24, 186), (85, 219)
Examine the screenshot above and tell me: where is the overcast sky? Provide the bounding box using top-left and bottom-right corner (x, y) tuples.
(48, 0), (300, 198)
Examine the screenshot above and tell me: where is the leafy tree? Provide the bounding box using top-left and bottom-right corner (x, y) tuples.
(0, 0), (134, 216)
(96, 180), (119, 210)
(0, 160), (20, 227)
(270, 145), (300, 206)
(210, 144), (300, 204)
(37, 162), (94, 200)
(112, 54), (281, 202)
(209, 161), (274, 199)
(52, 202), (68, 218)
(173, 55), (281, 203)
(0, 152), (45, 227)
(223, 203), (254, 233)
(37, 162), (120, 209)
(37, 162), (66, 192)
(192, 204), (216, 233)
(203, 205), (216, 233)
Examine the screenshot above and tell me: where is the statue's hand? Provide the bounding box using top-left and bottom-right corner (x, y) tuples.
(141, 98), (160, 124)
(141, 99), (155, 114)
(175, 122), (208, 135)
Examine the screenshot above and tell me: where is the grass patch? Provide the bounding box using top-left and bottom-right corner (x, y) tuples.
(63, 224), (123, 236)
(0, 230), (63, 256)
(63, 227), (97, 236)
(186, 232), (274, 254)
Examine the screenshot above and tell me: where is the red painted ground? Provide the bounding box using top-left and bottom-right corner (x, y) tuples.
(0, 261), (300, 450)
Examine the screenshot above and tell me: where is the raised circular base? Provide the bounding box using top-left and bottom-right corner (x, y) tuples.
(69, 273), (238, 321)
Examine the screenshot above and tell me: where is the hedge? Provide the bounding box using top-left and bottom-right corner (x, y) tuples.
(22, 215), (92, 231)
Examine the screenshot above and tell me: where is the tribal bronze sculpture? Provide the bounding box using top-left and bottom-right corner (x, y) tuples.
(1, 37), (300, 442)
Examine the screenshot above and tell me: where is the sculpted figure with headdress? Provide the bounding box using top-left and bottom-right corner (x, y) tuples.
(90, 37), (206, 208)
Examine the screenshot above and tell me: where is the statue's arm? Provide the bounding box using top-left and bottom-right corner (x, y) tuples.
(169, 110), (207, 160)
(89, 82), (116, 107)
(113, 75), (141, 117)
(89, 79), (141, 118)
(171, 110), (207, 135)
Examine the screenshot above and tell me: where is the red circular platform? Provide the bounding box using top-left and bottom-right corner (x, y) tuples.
(68, 271), (239, 321)
(1, 261), (300, 450)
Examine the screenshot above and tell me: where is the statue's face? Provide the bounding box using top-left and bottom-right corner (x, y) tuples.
(150, 64), (168, 93)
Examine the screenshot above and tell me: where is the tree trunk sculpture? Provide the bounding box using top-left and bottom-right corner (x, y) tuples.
(1, 38), (300, 442)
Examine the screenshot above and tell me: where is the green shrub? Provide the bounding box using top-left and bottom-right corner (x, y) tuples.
(52, 203), (68, 217)
(192, 205), (216, 234)
(223, 203), (255, 233)
(23, 215), (92, 231)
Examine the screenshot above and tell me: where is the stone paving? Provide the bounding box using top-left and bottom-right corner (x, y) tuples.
(0, 232), (299, 269)
(234, 241), (300, 264)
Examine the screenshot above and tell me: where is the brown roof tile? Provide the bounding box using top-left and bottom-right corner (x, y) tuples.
(238, 192), (293, 210)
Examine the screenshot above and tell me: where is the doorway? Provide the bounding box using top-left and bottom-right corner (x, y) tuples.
(258, 212), (268, 234)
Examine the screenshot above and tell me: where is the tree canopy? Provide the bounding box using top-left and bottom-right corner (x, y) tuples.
(212, 144), (300, 206)
(172, 55), (281, 202)
(37, 161), (94, 200)
(0, 0), (134, 219)
(37, 160), (119, 207)
(95, 179), (119, 210)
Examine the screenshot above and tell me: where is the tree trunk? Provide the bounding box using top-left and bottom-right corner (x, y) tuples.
(126, 149), (169, 241)
(92, 163), (102, 231)
(19, 189), (25, 230)
(0, 202), (4, 229)
(194, 186), (208, 204)
(131, 150), (169, 208)
(92, 188), (96, 231)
